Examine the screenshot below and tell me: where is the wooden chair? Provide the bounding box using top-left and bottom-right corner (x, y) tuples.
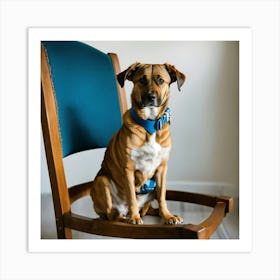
(41, 41), (233, 239)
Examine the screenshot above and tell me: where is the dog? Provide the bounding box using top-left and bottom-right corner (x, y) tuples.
(91, 62), (186, 224)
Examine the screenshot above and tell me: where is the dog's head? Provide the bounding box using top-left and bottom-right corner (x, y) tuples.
(117, 63), (186, 120)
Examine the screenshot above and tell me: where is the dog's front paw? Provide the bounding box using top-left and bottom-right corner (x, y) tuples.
(127, 214), (143, 225)
(164, 214), (183, 225)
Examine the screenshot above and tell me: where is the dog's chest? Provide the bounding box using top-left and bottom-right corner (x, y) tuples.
(131, 134), (170, 176)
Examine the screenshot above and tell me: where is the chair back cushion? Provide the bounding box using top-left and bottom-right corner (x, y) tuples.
(42, 41), (123, 157)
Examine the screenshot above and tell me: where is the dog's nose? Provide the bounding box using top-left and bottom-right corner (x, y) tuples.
(147, 92), (156, 102)
(141, 92), (160, 107)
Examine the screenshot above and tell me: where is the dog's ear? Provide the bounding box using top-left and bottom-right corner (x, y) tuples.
(117, 62), (141, 88)
(164, 63), (186, 91)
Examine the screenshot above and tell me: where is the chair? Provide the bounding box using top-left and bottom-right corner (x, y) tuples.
(41, 41), (233, 239)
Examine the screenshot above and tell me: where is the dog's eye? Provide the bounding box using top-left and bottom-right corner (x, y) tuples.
(157, 77), (164, 85)
(139, 77), (148, 85)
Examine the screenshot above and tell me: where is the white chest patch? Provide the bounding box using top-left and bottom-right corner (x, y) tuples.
(143, 107), (159, 120)
(131, 134), (170, 176)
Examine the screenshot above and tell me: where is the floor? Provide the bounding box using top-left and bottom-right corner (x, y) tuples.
(41, 193), (239, 239)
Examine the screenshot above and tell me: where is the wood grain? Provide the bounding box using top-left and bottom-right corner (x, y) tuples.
(41, 44), (72, 238)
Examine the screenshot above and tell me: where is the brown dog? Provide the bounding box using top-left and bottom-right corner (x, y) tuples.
(91, 62), (186, 224)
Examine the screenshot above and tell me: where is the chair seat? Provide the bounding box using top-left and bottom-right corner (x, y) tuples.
(42, 182), (234, 239)
(64, 182), (233, 239)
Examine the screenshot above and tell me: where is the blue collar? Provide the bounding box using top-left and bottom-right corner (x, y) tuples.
(130, 107), (171, 134)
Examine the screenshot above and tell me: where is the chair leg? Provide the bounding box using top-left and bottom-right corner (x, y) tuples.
(56, 216), (72, 239)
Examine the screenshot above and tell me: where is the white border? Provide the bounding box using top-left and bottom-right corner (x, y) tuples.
(28, 27), (252, 253)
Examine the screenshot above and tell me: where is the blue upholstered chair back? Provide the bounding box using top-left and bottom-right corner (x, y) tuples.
(42, 41), (123, 157)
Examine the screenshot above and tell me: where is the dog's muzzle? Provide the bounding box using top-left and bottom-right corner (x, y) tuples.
(141, 92), (161, 107)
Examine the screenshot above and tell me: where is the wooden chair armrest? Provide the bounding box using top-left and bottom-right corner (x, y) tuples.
(63, 212), (210, 239)
(68, 182), (92, 203)
(183, 201), (227, 239)
(68, 182), (234, 213)
(166, 190), (233, 213)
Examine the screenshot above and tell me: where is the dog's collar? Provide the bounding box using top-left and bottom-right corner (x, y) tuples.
(136, 178), (156, 195)
(130, 107), (171, 134)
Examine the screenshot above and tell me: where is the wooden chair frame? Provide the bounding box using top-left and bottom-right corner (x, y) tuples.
(41, 43), (233, 239)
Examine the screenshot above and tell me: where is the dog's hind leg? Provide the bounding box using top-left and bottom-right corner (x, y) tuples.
(91, 175), (112, 220)
(91, 175), (126, 222)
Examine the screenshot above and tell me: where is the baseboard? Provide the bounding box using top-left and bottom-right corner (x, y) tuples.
(167, 180), (237, 196)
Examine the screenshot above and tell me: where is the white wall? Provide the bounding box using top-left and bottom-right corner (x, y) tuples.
(41, 41), (239, 198)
